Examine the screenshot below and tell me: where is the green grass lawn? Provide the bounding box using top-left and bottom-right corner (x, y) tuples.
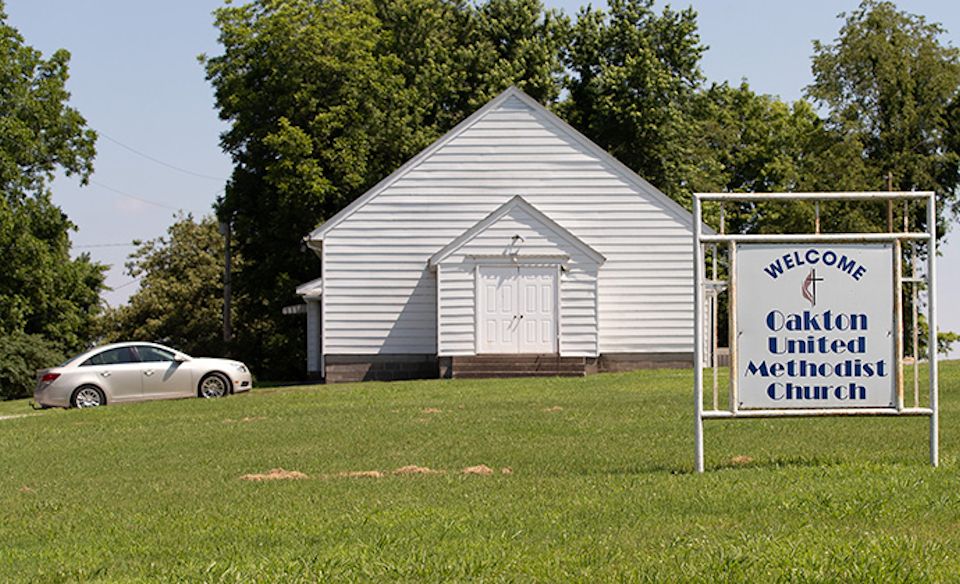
(1, 363), (958, 582)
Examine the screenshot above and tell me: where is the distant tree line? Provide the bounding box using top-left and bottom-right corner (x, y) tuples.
(1, 0), (958, 396)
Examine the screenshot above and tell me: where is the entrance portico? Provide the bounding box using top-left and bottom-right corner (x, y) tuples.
(430, 196), (604, 365)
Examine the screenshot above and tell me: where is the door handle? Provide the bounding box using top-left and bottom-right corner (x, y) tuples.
(144, 370), (154, 376)
(100, 371), (111, 378)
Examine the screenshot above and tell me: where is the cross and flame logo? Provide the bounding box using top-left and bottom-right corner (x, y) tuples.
(802, 268), (823, 307)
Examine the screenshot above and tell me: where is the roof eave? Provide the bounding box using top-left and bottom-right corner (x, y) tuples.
(306, 86), (529, 242)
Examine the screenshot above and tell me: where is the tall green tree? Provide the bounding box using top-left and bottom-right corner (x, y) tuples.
(99, 215), (232, 358)
(205, 0), (397, 376)
(204, 0), (567, 377)
(0, 196), (104, 352)
(0, 2), (105, 398)
(0, 2), (104, 357)
(688, 82), (882, 235)
(690, 82), (821, 234)
(561, 0), (704, 204)
(0, 4), (95, 200)
(692, 1), (960, 240)
(0, 193), (104, 400)
(807, 0), (960, 236)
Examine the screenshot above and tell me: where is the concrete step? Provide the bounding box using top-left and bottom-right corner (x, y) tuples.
(449, 354), (587, 379)
(453, 362), (584, 371)
(453, 371), (586, 379)
(456, 359), (584, 365)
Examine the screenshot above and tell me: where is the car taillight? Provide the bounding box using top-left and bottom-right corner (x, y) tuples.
(40, 373), (60, 383)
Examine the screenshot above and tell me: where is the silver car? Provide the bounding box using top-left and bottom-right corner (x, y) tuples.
(33, 342), (253, 408)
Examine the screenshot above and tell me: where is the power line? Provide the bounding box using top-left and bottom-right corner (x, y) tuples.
(89, 180), (183, 211)
(112, 275), (144, 291)
(98, 130), (229, 182)
(73, 242), (138, 249)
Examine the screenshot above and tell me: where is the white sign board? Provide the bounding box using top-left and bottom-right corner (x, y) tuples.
(736, 243), (895, 409)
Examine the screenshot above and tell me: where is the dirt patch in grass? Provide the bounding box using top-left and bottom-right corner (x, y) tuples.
(18, 486), (34, 493)
(422, 407), (442, 414)
(393, 465), (443, 475)
(543, 406), (563, 413)
(501, 467), (513, 475)
(336, 470), (384, 479)
(730, 455), (754, 466)
(462, 464), (494, 476)
(240, 468), (309, 481)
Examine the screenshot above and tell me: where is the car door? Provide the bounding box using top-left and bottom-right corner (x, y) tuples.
(78, 346), (143, 402)
(135, 345), (194, 399)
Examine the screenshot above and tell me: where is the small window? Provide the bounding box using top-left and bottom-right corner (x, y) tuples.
(137, 346), (176, 363)
(81, 347), (139, 367)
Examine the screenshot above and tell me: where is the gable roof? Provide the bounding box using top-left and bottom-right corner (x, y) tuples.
(429, 195), (605, 267)
(306, 86), (707, 242)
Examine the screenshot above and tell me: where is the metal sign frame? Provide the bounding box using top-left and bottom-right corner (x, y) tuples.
(692, 191), (939, 473)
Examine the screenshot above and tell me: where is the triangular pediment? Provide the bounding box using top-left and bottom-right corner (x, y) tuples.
(429, 196), (604, 267)
(307, 86), (704, 242)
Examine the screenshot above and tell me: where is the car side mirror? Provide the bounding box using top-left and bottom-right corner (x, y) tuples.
(173, 354), (189, 363)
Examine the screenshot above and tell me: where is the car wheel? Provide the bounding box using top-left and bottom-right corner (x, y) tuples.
(71, 385), (106, 408)
(198, 373), (230, 399)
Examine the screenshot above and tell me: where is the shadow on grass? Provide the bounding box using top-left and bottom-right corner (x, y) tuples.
(708, 455), (844, 473)
(591, 455), (873, 476)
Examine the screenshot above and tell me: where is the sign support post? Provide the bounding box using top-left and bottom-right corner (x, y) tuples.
(927, 195), (939, 467)
(693, 194), (705, 474)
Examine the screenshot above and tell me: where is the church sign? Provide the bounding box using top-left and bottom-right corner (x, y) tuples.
(736, 244), (894, 409)
(691, 191), (940, 473)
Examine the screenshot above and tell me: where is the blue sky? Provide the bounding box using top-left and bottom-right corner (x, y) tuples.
(5, 0), (960, 354)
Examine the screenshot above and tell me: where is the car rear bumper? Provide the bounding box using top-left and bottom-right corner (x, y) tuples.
(33, 384), (70, 408)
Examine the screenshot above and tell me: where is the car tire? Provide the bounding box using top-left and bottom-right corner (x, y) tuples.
(71, 385), (106, 408)
(198, 372), (230, 399)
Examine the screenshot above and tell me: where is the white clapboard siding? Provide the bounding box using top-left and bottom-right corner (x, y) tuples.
(318, 88), (696, 356)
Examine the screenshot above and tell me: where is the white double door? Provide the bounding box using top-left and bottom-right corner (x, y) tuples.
(479, 266), (557, 354)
